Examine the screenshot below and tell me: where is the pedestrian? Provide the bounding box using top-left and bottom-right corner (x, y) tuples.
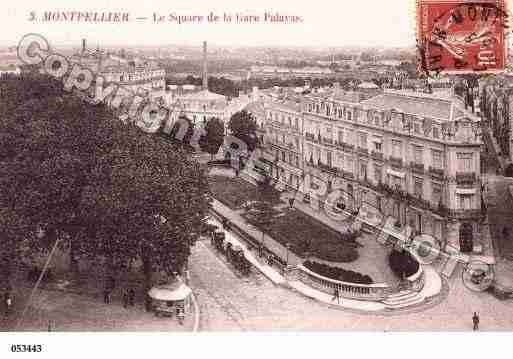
(331, 287), (340, 304)
(472, 312), (480, 331)
(5, 295), (12, 316)
(122, 290), (129, 309)
(128, 288), (136, 306)
(103, 289), (110, 304)
(288, 197), (295, 209)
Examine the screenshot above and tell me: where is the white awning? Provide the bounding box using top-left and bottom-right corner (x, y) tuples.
(148, 282), (192, 301)
(387, 168), (405, 178)
(456, 188), (477, 195)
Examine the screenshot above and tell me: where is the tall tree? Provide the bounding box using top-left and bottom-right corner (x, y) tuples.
(200, 117), (225, 160)
(0, 74), (211, 295)
(228, 110), (258, 152)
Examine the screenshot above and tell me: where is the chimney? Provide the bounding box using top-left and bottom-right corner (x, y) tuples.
(82, 39), (86, 54)
(202, 41), (208, 91)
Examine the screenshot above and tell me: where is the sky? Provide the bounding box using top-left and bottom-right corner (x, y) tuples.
(0, 0), (510, 48)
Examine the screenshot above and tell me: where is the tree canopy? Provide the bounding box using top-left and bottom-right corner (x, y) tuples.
(200, 117), (225, 159)
(228, 110), (258, 152)
(0, 74), (211, 291)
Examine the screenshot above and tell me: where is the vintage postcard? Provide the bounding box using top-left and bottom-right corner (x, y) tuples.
(1, 0), (513, 357)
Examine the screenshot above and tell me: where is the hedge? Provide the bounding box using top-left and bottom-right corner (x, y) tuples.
(388, 249), (420, 279)
(303, 260), (373, 284)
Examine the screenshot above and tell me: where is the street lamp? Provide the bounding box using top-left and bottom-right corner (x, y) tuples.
(285, 243), (291, 265)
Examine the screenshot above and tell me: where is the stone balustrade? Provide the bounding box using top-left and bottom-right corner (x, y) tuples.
(293, 264), (391, 301)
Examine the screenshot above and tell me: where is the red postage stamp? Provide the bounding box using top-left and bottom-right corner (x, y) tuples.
(417, 0), (508, 75)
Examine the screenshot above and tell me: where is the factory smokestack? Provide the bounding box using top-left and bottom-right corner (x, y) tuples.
(202, 41), (208, 91)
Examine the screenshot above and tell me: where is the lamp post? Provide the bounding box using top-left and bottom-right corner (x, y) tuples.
(285, 243), (291, 265)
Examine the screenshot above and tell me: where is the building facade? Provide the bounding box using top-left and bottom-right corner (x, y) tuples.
(264, 86), (484, 255)
(479, 78), (513, 167)
(262, 99), (304, 190)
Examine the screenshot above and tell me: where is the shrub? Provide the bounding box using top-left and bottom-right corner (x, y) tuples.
(303, 260), (373, 284)
(388, 249), (420, 279)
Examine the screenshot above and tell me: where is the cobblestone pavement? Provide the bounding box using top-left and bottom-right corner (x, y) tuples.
(190, 238), (513, 331)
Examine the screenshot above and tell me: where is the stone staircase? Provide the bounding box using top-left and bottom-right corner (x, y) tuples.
(382, 290), (425, 309)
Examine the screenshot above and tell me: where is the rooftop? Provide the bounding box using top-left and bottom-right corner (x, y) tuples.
(361, 91), (463, 121)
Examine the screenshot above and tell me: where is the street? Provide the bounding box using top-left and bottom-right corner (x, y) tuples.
(190, 237), (513, 331)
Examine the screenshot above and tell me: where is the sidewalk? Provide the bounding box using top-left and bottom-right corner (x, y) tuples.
(212, 199), (302, 266)
(1, 282), (196, 332)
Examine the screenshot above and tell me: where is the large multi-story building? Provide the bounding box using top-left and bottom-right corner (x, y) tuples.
(479, 77), (513, 168)
(263, 84), (485, 255)
(262, 98), (304, 189)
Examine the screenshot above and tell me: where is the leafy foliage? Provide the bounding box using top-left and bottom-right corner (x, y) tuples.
(303, 260), (373, 284)
(0, 74), (211, 290)
(228, 110), (258, 152)
(200, 117), (225, 158)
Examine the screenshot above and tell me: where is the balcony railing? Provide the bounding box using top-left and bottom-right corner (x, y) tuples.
(336, 141), (354, 151)
(371, 151), (383, 161)
(317, 161), (338, 175)
(389, 156), (403, 168)
(429, 166), (445, 179)
(455, 172), (477, 185)
(448, 209), (483, 219)
(357, 147), (369, 156)
(322, 137), (334, 145)
(410, 162), (425, 174)
(305, 132), (317, 143)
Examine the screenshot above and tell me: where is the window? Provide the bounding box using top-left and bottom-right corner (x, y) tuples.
(359, 132), (368, 149)
(413, 145), (423, 163)
(433, 127), (440, 139)
(457, 194), (474, 209)
(431, 150), (443, 169)
(338, 130), (344, 143)
(347, 130), (354, 145)
(431, 182), (442, 204)
(282, 151), (286, 162)
(360, 162), (368, 180)
(288, 117), (292, 126)
(414, 122), (421, 134)
(326, 126), (332, 133)
(374, 165), (382, 183)
(457, 153), (473, 172)
(391, 140), (402, 158)
(289, 153), (293, 164)
(345, 155), (354, 173)
(326, 151), (333, 167)
(295, 118), (299, 129)
(374, 141), (382, 152)
(413, 178), (423, 198)
(347, 111), (352, 121)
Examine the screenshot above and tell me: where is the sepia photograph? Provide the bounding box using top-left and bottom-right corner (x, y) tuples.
(1, 0), (513, 357)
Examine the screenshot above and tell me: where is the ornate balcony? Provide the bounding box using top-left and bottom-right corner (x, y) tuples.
(410, 162), (425, 174)
(448, 209), (483, 219)
(371, 151), (383, 161)
(305, 132), (319, 143)
(357, 147), (369, 156)
(455, 172), (477, 185)
(322, 137), (334, 146)
(429, 166), (445, 179)
(389, 156), (403, 168)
